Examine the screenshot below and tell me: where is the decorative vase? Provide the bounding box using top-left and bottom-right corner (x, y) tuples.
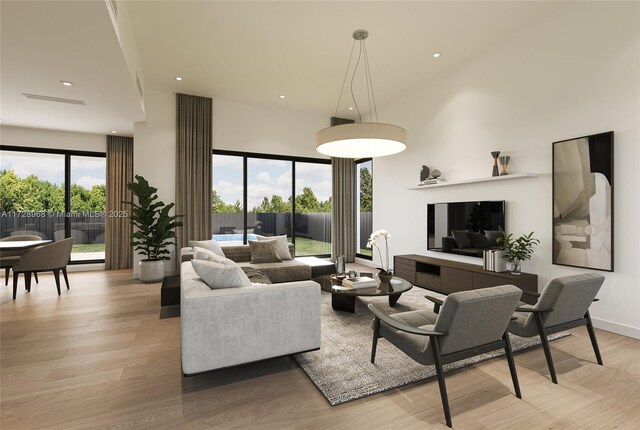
(378, 271), (393, 284)
(499, 155), (510, 176)
(491, 151), (501, 177)
(139, 260), (165, 283)
(510, 260), (522, 276)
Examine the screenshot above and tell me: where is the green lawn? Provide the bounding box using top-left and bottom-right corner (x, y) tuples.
(359, 248), (372, 257)
(292, 237), (331, 256)
(72, 243), (105, 253)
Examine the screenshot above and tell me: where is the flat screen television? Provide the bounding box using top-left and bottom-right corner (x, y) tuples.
(427, 201), (505, 258)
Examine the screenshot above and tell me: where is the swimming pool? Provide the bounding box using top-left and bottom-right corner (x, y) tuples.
(212, 233), (259, 242)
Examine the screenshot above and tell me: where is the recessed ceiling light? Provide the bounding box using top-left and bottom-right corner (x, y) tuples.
(348, 107), (354, 111)
(175, 76), (183, 81)
(110, 130), (118, 134)
(60, 80), (73, 87)
(279, 95), (286, 99)
(432, 53), (441, 58)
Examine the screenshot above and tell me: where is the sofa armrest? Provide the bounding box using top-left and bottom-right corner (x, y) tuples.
(441, 236), (457, 251)
(181, 247), (194, 263)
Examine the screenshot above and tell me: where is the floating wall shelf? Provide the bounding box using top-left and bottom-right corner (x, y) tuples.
(408, 172), (538, 190)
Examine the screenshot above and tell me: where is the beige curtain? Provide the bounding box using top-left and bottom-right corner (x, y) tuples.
(105, 135), (133, 269)
(175, 93), (212, 270)
(331, 157), (356, 262)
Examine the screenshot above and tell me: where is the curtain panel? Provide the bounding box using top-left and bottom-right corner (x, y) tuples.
(105, 135), (133, 270)
(175, 93), (213, 271)
(331, 157), (356, 262)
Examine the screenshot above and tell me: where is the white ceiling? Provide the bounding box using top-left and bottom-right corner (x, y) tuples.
(1, 1), (563, 136)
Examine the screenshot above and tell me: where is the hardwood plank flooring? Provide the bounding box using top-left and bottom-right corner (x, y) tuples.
(1, 268), (639, 429)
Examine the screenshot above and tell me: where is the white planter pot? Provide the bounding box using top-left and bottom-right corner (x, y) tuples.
(139, 260), (165, 283)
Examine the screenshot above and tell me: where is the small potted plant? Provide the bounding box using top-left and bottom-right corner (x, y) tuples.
(367, 229), (393, 283)
(497, 231), (540, 275)
(124, 175), (183, 282)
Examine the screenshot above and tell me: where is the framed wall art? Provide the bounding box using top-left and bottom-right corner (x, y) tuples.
(552, 131), (613, 271)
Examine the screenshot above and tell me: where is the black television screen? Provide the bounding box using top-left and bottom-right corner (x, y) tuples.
(427, 201), (505, 258)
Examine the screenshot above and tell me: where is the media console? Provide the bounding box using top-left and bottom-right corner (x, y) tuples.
(394, 254), (538, 305)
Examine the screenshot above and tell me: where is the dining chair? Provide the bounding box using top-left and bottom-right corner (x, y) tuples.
(1, 235), (43, 286)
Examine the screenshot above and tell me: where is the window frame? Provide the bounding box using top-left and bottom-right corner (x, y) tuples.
(213, 149), (332, 258)
(355, 157), (373, 260)
(0, 145), (107, 265)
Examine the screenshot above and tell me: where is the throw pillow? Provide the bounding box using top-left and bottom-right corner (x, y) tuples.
(192, 247), (235, 265)
(257, 235), (293, 260)
(451, 230), (472, 249)
(248, 240), (282, 264)
(241, 267), (272, 284)
(188, 239), (225, 257)
(191, 259), (252, 289)
(485, 230), (503, 247)
(468, 232), (490, 249)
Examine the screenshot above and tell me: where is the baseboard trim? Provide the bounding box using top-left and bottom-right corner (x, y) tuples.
(592, 317), (640, 340)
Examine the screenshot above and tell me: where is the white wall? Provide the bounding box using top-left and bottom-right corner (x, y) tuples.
(374, 2), (640, 338)
(0, 125), (106, 152)
(213, 99), (329, 158)
(132, 90), (176, 277)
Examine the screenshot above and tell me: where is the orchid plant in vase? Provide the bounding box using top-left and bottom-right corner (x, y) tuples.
(367, 229), (393, 282)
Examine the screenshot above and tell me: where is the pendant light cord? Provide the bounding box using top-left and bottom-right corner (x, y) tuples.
(334, 40), (357, 118)
(363, 40), (379, 123)
(350, 39), (364, 122)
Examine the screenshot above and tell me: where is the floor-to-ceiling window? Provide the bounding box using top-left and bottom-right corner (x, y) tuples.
(212, 150), (331, 256)
(356, 159), (373, 259)
(0, 146), (106, 263)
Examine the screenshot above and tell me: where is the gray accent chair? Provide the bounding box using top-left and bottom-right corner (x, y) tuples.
(1, 235), (42, 286)
(11, 238), (74, 300)
(369, 285), (523, 428)
(507, 273), (605, 384)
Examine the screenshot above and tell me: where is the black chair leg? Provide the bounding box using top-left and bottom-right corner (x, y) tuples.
(62, 267), (70, 289)
(25, 272), (32, 293)
(53, 269), (61, 295)
(503, 333), (522, 398)
(34, 272), (39, 283)
(534, 313), (558, 384)
(371, 317), (380, 364)
(12, 272), (19, 300)
(4, 267), (9, 286)
(432, 338), (452, 428)
(585, 311), (603, 365)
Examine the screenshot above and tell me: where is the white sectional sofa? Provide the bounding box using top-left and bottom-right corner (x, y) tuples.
(180, 260), (321, 375)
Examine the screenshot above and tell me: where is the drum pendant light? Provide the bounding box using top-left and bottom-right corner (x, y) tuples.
(316, 29), (407, 158)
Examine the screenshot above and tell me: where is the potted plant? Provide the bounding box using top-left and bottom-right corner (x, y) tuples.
(124, 175), (183, 282)
(367, 229), (393, 283)
(497, 231), (540, 275)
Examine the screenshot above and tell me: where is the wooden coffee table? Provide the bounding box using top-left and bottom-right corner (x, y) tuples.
(330, 276), (412, 313)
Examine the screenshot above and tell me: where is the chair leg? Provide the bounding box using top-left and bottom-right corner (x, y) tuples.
(371, 317), (380, 364)
(503, 333), (522, 398)
(62, 267), (70, 290)
(25, 272), (32, 293)
(34, 272), (39, 283)
(12, 272), (19, 300)
(53, 270), (61, 295)
(585, 311), (603, 365)
(432, 338), (452, 428)
(4, 267), (9, 286)
(534, 312), (558, 384)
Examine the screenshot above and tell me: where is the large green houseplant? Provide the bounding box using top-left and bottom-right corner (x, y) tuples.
(125, 175), (182, 282)
(497, 231), (540, 275)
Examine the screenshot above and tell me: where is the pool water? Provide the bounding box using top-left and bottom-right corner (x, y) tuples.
(212, 234), (259, 242)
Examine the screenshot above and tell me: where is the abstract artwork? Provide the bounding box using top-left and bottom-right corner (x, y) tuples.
(552, 131), (613, 271)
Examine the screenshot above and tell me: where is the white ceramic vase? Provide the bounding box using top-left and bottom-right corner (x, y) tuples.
(139, 260), (165, 283)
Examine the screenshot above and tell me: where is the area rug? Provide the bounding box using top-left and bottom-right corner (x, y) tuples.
(293, 288), (569, 406)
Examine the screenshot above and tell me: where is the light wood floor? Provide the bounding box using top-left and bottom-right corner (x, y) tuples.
(1, 268), (639, 430)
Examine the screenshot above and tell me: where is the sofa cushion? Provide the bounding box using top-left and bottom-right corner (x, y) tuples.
(258, 235), (293, 260)
(241, 267), (272, 285)
(191, 259), (252, 289)
(485, 230), (503, 247)
(248, 240), (282, 264)
(239, 260), (312, 284)
(451, 230), (472, 249)
(468, 232), (490, 249)
(189, 239), (225, 257)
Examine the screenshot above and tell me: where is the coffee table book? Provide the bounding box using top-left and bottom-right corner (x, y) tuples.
(341, 276), (377, 288)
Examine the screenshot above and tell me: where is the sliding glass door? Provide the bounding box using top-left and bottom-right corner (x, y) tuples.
(356, 159), (373, 259)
